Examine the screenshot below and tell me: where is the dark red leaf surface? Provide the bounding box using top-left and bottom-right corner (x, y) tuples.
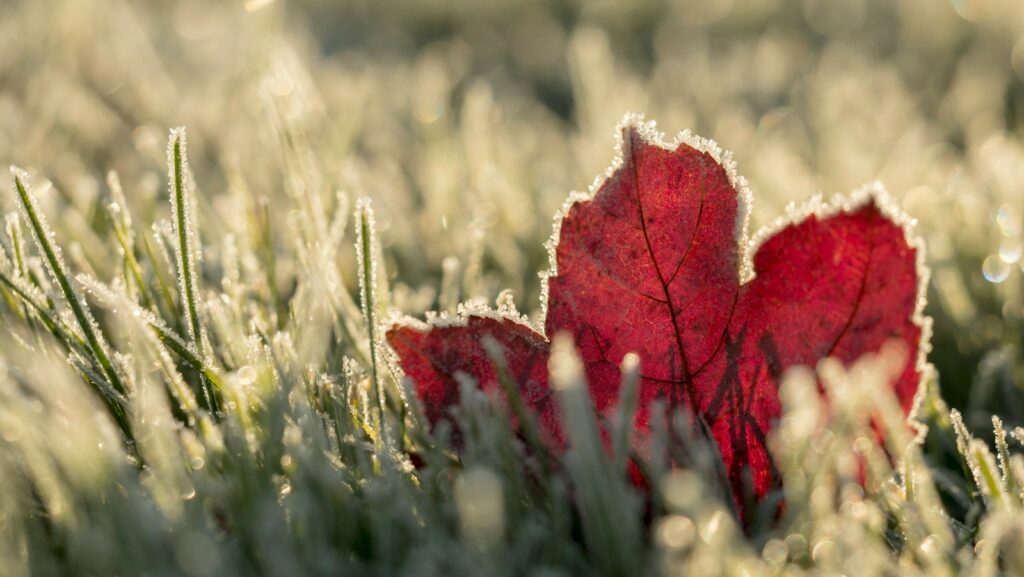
(387, 115), (927, 505)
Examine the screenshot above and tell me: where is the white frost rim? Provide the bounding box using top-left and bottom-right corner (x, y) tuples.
(385, 112), (935, 421)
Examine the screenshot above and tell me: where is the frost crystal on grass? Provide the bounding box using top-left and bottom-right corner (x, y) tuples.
(1, 5), (1023, 569)
(167, 129), (216, 412)
(4, 213), (27, 279)
(106, 170), (132, 233)
(9, 167), (128, 413)
(167, 129), (204, 350)
(354, 197), (386, 431)
(993, 415), (1019, 497)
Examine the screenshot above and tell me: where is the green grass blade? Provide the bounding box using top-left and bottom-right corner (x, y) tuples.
(106, 170), (158, 313)
(10, 167), (131, 435)
(167, 128), (218, 413)
(355, 198), (385, 439)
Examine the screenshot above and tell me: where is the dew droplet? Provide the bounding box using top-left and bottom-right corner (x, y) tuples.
(236, 365), (256, 386)
(698, 510), (729, 545)
(455, 467), (505, 550)
(763, 539), (788, 566)
(811, 538), (839, 565)
(1, 422), (23, 442)
(656, 515), (695, 550)
(999, 238), (1023, 263)
(983, 255), (1011, 283)
(996, 205), (1020, 236)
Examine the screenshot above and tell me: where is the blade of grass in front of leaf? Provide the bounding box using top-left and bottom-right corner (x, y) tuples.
(611, 352), (640, 475)
(550, 334), (641, 577)
(483, 335), (551, 477)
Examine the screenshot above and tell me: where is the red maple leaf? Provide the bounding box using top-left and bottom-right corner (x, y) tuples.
(386, 114), (930, 504)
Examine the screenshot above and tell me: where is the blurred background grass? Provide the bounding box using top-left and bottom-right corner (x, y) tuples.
(2, 0), (1024, 429)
